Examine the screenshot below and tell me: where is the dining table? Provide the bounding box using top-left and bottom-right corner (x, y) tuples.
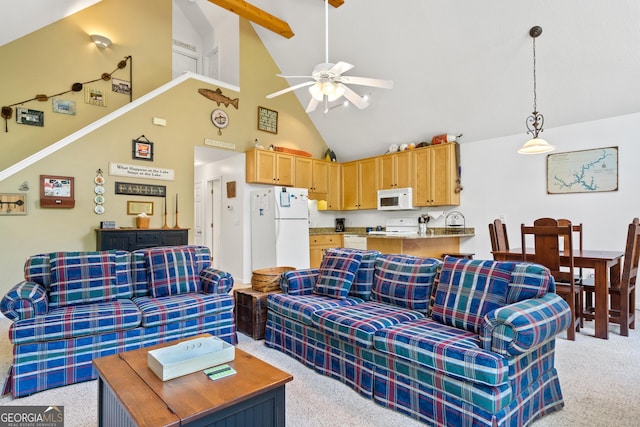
(492, 248), (624, 339)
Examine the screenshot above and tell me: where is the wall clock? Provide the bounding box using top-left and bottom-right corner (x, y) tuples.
(211, 109), (229, 135)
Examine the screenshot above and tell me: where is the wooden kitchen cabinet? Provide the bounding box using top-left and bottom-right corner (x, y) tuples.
(378, 151), (413, 190)
(342, 157), (378, 210)
(326, 162), (342, 210)
(295, 157), (329, 197)
(413, 143), (460, 206)
(246, 148), (295, 186)
(309, 234), (344, 268)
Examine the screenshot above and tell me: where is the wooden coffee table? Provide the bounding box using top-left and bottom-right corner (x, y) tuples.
(93, 334), (293, 426)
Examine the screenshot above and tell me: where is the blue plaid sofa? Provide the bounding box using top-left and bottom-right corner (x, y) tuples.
(0, 245), (236, 397)
(265, 248), (572, 427)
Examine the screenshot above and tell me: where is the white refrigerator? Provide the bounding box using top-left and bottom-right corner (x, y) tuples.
(251, 187), (310, 270)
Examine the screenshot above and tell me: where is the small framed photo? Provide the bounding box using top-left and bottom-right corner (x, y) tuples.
(16, 108), (44, 127)
(85, 87), (107, 107)
(257, 106), (278, 134)
(127, 201), (154, 215)
(52, 98), (76, 115)
(132, 139), (154, 161)
(40, 175), (75, 208)
(112, 78), (131, 95)
(0, 193), (27, 215)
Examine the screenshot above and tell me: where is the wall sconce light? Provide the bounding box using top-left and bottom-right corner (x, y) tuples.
(518, 26), (555, 155)
(90, 34), (112, 49)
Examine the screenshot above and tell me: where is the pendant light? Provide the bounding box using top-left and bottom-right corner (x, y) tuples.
(518, 26), (555, 154)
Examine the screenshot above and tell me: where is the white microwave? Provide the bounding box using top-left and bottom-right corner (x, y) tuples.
(377, 188), (416, 211)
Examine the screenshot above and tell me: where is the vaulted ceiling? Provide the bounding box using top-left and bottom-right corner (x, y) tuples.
(3, 0), (640, 162)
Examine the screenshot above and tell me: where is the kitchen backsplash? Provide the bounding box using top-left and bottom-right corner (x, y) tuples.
(307, 200), (454, 229)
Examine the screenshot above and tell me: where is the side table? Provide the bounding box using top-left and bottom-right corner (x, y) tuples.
(235, 288), (280, 340)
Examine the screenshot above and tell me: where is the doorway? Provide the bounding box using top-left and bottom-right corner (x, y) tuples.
(205, 178), (222, 269)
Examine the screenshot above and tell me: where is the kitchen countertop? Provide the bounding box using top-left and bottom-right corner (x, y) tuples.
(309, 227), (475, 239)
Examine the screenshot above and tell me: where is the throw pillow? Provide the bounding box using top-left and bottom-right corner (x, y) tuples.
(372, 254), (441, 313)
(314, 248), (363, 299)
(431, 258), (514, 334)
(49, 251), (118, 308)
(146, 247), (200, 298)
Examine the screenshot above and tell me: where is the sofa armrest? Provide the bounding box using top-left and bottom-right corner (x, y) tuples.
(281, 269), (319, 295)
(480, 293), (571, 356)
(199, 268), (234, 294)
(1, 281), (49, 321)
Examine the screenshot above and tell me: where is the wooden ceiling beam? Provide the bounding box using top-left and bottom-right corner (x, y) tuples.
(207, 0), (294, 39)
(328, 0), (345, 7)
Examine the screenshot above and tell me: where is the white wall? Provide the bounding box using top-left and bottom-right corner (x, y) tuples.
(458, 112), (640, 261)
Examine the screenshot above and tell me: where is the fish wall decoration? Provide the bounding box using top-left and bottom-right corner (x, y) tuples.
(198, 88), (239, 109)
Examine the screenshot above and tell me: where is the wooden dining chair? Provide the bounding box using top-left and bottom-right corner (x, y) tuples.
(582, 218), (639, 336)
(557, 219), (586, 322)
(489, 219), (510, 258)
(521, 218), (582, 340)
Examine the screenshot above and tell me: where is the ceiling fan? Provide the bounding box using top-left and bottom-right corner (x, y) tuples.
(265, 0), (393, 113)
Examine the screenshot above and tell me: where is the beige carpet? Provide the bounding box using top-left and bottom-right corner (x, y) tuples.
(1, 316), (638, 426)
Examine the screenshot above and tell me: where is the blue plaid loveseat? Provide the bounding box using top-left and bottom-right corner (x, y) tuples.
(265, 248), (571, 427)
(0, 245), (236, 397)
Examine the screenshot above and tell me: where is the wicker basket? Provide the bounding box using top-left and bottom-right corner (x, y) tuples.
(136, 216), (150, 229)
(251, 266), (295, 292)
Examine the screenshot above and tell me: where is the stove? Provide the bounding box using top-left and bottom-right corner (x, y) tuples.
(367, 217), (419, 236)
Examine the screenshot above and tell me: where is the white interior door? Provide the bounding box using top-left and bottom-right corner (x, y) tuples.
(206, 178), (222, 269)
(193, 181), (203, 246)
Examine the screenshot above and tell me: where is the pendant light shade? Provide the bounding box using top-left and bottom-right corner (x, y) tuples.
(517, 137), (555, 154)
(518, 26), (555, 155)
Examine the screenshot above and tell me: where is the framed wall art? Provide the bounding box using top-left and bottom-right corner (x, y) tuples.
(16, 108), (44, 127)
(52, 98), (76, 115)
(132, 138), (154, 161)
(85, 87), (107, 107)
(40, 175), (75, 208)
(127, 201), (154, 215)
(546, 146), (618, 194)
(0, 193), (27, 215)
(257, 106), (278, 134)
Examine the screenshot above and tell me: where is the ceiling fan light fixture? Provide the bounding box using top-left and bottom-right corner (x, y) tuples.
(517, 137), (556, 154)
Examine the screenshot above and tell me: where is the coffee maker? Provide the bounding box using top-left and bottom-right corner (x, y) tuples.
(335, 218), (345, 232)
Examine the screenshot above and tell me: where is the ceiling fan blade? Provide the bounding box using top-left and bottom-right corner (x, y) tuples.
(341, 85), (370, 109)
(330, 61), (354, 76)
(339, 75), (394, 89)
(305, 97), (319, 113)
(276, 74), (314, 79)
(266, 80), (315, 99)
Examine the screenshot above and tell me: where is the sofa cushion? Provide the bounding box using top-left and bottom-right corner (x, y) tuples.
(372, 255), (441, 313)
(373, 317), (509, 386)
(281, 269), (319, 295)
(311, 301), (425, 348)
(267, 293), (364, 326)
(314, 248), (363, 299)
(133, 293), (234, 327)
(348, 250), (382, 300)
(48, 251), (120, 308)
(431, 258), (514, 334)
(145, 247), (200, 297)
(507, 262), (553, 303)
(24, 254), (51, 288)
(9, 299), (141, 345)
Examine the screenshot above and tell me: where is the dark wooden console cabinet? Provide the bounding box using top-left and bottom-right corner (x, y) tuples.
(95, 228), (188, 251)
